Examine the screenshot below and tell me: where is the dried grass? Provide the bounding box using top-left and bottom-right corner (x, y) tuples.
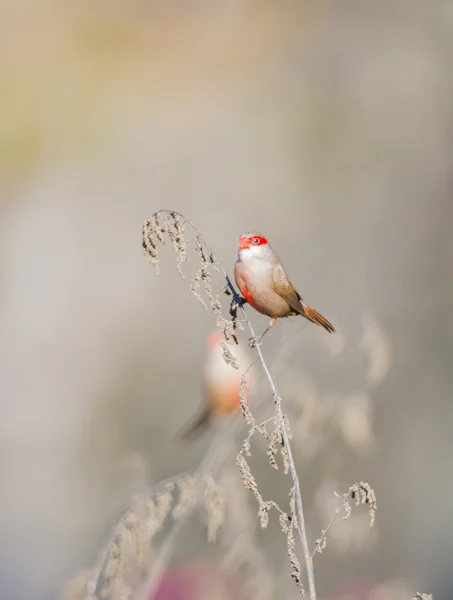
(61, 210), (432, 600)
(142, 210), (318, 598)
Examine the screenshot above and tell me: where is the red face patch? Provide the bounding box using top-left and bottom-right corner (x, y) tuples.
(238, 234), (268, 250)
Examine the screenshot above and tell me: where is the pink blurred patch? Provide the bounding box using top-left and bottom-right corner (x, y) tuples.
(150, 561), (245, 600)
(207, 330), (224, 349)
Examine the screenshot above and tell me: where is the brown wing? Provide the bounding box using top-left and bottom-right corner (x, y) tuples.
(272, 261), (304, 316)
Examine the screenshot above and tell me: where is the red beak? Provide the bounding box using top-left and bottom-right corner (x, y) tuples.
(238, 236), (249, 249)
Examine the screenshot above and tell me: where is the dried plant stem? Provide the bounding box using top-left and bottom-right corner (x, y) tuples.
(202, 264), (316, 596)
(85, 473), (186, 600)
(143, 211), (317, 599)
(311, 508), (340, 560)
(139, 519), (185, 600)
(231, 290), (317, 600)
(311, 482), (377, 559)
(138, 429), (236, 600)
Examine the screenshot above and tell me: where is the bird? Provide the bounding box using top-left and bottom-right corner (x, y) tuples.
(234, 232), (335, 347)
(177, 330), (255, 440)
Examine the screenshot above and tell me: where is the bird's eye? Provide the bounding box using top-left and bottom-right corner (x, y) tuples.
(253, 237), (260, 244)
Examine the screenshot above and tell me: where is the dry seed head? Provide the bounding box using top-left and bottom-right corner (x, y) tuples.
(194, 234), (219, 271)
(212, 296), (223, 315)
(286, 524), (305, 597)
(312, 479), (377, 559)
(266, 446), (278, 471)
(348, 481), (377, 527)
(190, 269), (208, 309)
(313, 532), (327, 554)
(104, 541), (121, 578)
(141, 211), (313, 598)
(200, 264), (214, 301)
(172, 474), (199, 520)
(242, 436), (252, 457)
(204, 476), (225, 542)
(94, 488), (176, 600)
(280, 446), (290, 475)
(278, 512), (290, 534)
(194, 233), (210, 264)
(216, 313), (242, 344)
(151, 213), (166, 244)
(257, 501), (271, 529)
(312, 503), (342, 557)
(142, 219), (160, 272)
(145, 484), (175, 538)
(266, 426), (282, 471)
(122, 510), (140, 532)
(220, 342), (239, 369)
(164, 211), (187, 276)
(219, 468), (275, 600)
(239, 378), (255, 426)
(235, 453), (269, 526)
(273, 393), (282, 408)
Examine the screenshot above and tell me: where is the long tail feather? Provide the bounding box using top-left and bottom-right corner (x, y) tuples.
(176, 406), (211, 441)
(302, 303), (336, 333)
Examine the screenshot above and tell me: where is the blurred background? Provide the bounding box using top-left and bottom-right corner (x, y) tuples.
(1, 1), (453, 599)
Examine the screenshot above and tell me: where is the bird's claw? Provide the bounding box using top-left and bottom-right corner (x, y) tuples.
(248, 335), (262, 348)
(230, 294), (246, 312)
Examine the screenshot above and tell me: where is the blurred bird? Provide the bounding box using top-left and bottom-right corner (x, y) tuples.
(177, 330), (255, 440)
(234, 233), (335, 347)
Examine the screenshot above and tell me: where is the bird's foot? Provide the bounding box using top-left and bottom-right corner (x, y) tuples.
(231, 294), (247, 311)
(230, 295), (247, 323)
(248, 335), (262, 348)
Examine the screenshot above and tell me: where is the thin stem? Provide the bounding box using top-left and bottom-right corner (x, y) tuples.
(227, 263), (316, 598)
(139, 519), (185, 600)
(236, 302), (317, 600)
(143, 211), (317, 600)
(138, 417), (238, 600)
(85, 473), (188, 600)
(310, 507), (341, 560)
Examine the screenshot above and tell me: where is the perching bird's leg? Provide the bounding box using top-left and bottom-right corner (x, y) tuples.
(249, 317), (277, 348)
(231, 295), (247, 310)
(223, 280), (247, 310)
(229, 294), (248, 342)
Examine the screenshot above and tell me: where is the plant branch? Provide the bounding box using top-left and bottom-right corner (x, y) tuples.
(232, 295), (317, 600)
(85, 473), (188, 600)
(142, 210), (317, 600)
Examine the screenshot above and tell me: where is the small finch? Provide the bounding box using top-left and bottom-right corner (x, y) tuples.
(177, 330), (254, 440)
(234, 233), (335, 347)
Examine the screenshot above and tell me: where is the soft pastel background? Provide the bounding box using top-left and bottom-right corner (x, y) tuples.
(1, 2), (452, 599)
